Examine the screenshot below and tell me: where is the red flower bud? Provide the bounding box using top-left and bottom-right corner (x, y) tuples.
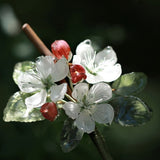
(51, 40), (71, 60)
(70, 64), (87, 84)
(40, 102), (58, 121)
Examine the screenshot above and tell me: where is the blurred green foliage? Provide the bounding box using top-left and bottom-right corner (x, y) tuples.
(0, 0), (160, 160)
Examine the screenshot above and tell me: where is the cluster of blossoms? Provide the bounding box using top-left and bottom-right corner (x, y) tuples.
(3, 23), (152, 157)
(6, 39), (122, 134)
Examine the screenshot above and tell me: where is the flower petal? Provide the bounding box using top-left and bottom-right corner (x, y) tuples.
(63, 102), (81, 119)
(25, 89), (47, 109)
(85, 71), (103, 84)
(75, 110), (95, 133)
(87, 83), (112, 104)
(75, 39), (95, 67)
(98, 63), (122, 82)
(36, 56), (55, 79)
(51, 58), (69, 82)
(17, 72), (44, 93)
(90, 103), (114, 124)
(72, 55), (81, 65)
(50, 83), (67, 102)
(72, 83), (89, 102)
(95, 46), (117, 66)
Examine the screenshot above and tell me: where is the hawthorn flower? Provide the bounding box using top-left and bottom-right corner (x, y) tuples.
(51, 40), (72, 61)
(73, 39), (122, 84)
(17, 56), (69, 116)
(63, 83), (114, 133)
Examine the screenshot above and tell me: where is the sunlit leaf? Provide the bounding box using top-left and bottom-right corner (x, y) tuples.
(112, 72), (147, 95)
(3, 91), (45, 122)
(110, 96), (152, 126)
(60, 118), (84, 152)
(13, 61), (35, 85)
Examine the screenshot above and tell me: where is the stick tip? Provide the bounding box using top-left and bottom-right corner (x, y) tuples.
(22, 23), (30, 30)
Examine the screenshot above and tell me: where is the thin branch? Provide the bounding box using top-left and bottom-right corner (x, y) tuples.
(22, 23), (54, 57)
(89, 128), (113, 160)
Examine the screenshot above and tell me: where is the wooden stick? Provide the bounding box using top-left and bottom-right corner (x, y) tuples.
(22, 23), (54, 57)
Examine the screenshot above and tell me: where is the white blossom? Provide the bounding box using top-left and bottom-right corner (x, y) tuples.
(73, 39), (122, 84)
(17, 56), (69, 116)
(63, 83), (114, 133)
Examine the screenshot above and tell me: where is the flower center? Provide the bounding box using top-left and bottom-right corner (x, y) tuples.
(78, 95), (91, 111)
(42, 75), (54, 91)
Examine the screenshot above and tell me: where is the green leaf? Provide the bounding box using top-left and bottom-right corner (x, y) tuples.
(3, 91), (45, 122)
(112, 72), (147, 95)
(60, 118), (84, 152)
(13, 61), (35, 85)
(110, 96), (152, 126)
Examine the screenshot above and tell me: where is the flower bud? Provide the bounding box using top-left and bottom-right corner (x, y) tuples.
(40, 102), (58, 121)
(70, 64), (87, 84)
(51, 40), (71, 60)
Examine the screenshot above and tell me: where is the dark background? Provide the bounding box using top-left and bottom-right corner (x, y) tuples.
(0, 0), (160, 160)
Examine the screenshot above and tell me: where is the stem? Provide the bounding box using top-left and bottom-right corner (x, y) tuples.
(68, 63), (74, 91)
(56, 100), (66, 108)
(65, 93), (76, 103)
(22, 23), (54, 57)
(89, 128), (113, 160)
(68, 72), (74, 91)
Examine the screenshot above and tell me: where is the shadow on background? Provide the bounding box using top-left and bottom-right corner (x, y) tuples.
(0, 0), (160, 160)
